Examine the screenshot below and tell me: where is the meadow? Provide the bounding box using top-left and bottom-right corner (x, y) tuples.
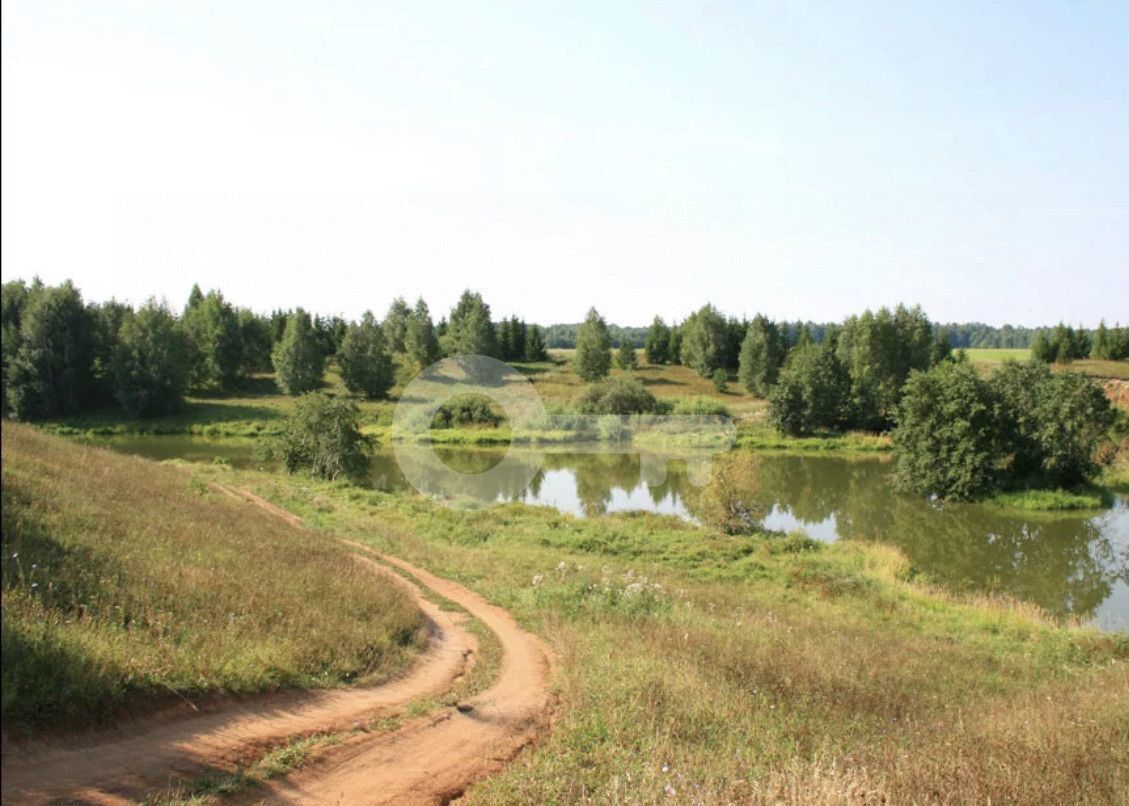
(0, 423), (427, 730)
(184, 458), (1129, 804)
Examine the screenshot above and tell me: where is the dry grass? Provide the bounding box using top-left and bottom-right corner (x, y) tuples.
(202, 465), (1128, 804)
(1, 422), (427, 730)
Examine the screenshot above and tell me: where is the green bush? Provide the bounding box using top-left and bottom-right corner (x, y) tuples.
(431, 395), (502, 428)
(575, 377), (661, 415)
(270, 393), (372, 480)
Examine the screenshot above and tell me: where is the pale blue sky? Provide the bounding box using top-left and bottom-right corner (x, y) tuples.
(2, 1), (1127, 325)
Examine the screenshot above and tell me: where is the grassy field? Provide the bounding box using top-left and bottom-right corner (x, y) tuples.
(188, 460), (1129, 804)
(965, 347), (1129, 381)
(0, 423), (427, 731)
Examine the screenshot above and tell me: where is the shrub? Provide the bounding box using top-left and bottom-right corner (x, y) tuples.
(684, 452), (764, 534)
(711, 368), (729, 392)
(616, 341), (637, 371)
(271, 393), (372, 480)
(431, 395), (502, 428)
(574, 377), (660, 415)
(892, 362), (999, 500)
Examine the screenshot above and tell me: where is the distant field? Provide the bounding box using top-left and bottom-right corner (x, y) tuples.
(1, 423), (426, 729)
(965, 348), (1129, 380)
(963, 347), (1031, 364)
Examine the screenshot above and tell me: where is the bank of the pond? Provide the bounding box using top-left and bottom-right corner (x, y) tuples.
(182, 460), (1129, 803)
(80, 434), (1129, 632)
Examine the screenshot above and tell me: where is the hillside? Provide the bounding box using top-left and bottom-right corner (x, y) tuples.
(0, 422), (427, 731)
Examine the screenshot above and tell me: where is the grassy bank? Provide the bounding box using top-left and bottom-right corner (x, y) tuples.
(986, 487), (1112, 512)
(190, 461), (1129, 804)
(0, 423), (427, 731)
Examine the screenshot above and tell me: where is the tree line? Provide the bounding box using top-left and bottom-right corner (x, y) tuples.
(547, 316), (1126, 354)
(0, 280), (552, 419)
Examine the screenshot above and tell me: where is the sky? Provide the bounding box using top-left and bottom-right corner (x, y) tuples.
(2, 1), (1127, 327)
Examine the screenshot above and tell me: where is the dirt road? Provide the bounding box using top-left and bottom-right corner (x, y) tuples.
(1, 490), (554, 805)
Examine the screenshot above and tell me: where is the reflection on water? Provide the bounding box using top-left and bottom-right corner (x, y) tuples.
(88, 436), (1129, 631)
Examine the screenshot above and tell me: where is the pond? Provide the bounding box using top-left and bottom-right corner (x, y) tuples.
(87, 435), (1129, 632)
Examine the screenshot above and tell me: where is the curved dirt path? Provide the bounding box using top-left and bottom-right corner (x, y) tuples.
(1, 555), (474, 805)
(252, 547), (555, 804)
(2, 487), (555, 805)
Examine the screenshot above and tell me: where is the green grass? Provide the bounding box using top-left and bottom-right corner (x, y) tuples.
(0, 422), (427, 731)
(966, 348), (1129, 381)
(187, 460), (1129, 804)
(986, 487), (1112, 512)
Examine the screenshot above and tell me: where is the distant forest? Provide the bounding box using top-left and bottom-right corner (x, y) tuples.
(544, 321), (1105, 350)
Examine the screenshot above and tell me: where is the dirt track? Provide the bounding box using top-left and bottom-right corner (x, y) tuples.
(1, 488), (554, 805)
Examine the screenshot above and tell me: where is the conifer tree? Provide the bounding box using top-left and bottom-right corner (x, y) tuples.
(337, 312), (394, 398)
(272, 308), (325, 394)
(645, 316), (670, 364)
(405, 298), (441, 368)
(524, 324), (548, 361)
(382, 297), (411, 354)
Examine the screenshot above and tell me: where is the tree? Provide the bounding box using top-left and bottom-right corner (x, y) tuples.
(644, 316), (671, 365)
(182, 289), (242, 390)
(679, 305), (728, 377)
(237, 309), (274, 374)
(524, 324), (548, 361)
(404, 298), (441, 369)
(1030, 330), (1052, 363)
(616, 340), (637, 371)
(271, 393), (372, 480)
(930, 329), (952, 366)
(767, 345), (850, 436)
(6, 281), (95, 419)
(836, 305), (934, 429)
(1, 279), (34, 413)
(510, 316), (526, 362)
(498, 317), (514, 361)
(737, 315), (785, 397)
(337, 312), (394, 399)
(992, 364), (1113, 487)
(271, 309), (325, 394)
(574, 307), (612, 381)
(711, 368), (729, 393)
(668, 323), (683, 365)
(382, 297), (411, 354)
(892, 362), (999, 500)
(88, 299), (132, 406)
(111, 300), (189, 416)
(442, 290), (498, 359)
(1091, 321), (1109, 360)
(185, 283), (204, 312)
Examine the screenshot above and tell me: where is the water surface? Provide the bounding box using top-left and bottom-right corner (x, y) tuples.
(89, 435), (1129, 631)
